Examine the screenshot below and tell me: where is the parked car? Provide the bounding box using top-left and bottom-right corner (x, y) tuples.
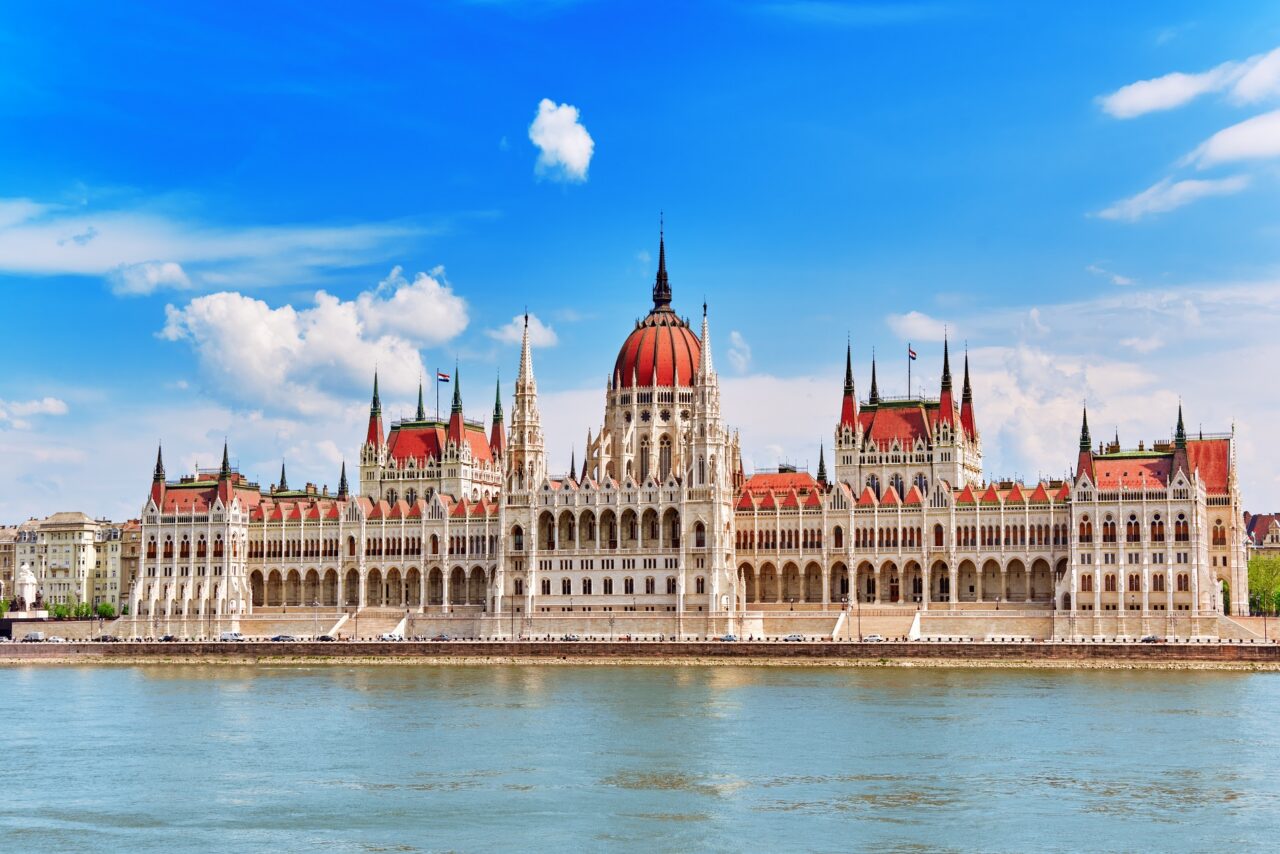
(863, 634), (885, 643)
(219, 631), (245, 642)
(270, 634), (297, 642)
(431, 633), (451, 642)
(21, 632), (45, 643)
(98, 635), (120, 643)
(718, 634), (739, 642)
(1139, 634), (1163, 644)
(158, 634), (178, 642)
(47, 636), (68, 643)
(561, 634), (581, 642)
(782, 634), (804, 642)
(378, 633), (404, 642)
(316, 634), (337, 642)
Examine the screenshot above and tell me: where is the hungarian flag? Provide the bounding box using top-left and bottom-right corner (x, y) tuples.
(908, 346), (917, 360)
(436, 371), (450, 383)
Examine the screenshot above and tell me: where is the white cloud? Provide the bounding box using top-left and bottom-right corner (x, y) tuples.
(0, 195), (421, 291)
(727, 330), (752, 373)
(107, 260), (191, 296)
(1120, 335), (1164, 354)
(487, 313), (558, 347)
(1086, 263), (1134, 286)
(529, 98), (594, 182)
(160, 269), (469, 416)
(886, 310), (949, 341)
(1096, 175), (1251, 221)
(1099, 47), (1280, 118)
(0, 396), (69, 430)
(1183, 109), (1280, 168)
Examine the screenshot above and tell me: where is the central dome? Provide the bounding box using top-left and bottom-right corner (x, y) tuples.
(612, 229), (701, 388)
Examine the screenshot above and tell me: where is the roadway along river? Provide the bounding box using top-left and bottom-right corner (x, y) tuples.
(2, 665), (1277, 852)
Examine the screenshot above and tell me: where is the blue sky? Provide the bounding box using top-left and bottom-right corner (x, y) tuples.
(2, 0), (1280, 520)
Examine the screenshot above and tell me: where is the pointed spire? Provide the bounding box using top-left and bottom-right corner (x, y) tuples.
(652, 213), (672, 310)
(844, 343), (854, 395)
(518, 311), (536, 387)
(698, 301), (714, 377)
(153, 444), (165, 481)
(371, 369), (382, 415)
(941, 335), (952, 391)
(219, 440), (231, 479)
(961, 349), (972, 402)
(416, 376), (426, 421)
(279, 460), (288, 492)
(492, 373), (503, 422)
(868, 352), (880, 406)
(569, 446), (576, 481)
(816, 443), (828, 484)
(337, 461), (349, 498)
(1079, 406), (1091, 451)
(1176, 402), (1187, 449)
(451, 361), (462, 414)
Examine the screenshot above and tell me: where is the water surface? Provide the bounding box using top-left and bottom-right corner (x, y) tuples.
(3, 665), (1277, 852)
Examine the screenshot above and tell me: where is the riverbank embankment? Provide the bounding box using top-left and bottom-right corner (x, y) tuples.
(3, 640), (1280, 670)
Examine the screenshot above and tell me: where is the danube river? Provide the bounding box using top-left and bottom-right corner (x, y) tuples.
(3, 665), (1277, 852)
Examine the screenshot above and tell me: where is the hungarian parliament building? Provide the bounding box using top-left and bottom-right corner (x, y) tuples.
(130, 234), (1250, 638)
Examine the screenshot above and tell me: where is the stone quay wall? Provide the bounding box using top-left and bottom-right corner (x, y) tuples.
(3, 639), (1279, 666)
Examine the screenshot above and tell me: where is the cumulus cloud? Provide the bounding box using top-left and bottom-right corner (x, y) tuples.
(1120, 335), (1164, 354)
(0, 396), (69, 429)
(487, 313), (558, 347)
(886, 310), (949, 341)
(727, 330), (752, 373)
(0, 195), (421, 292)
(1182, 109), (1280, 168)
(1099, 46), (1280, 118)
(160, 269), (469, 415)
(107, 260), (192, 296)
(1096, 175), (1250, 221)
(529, 98), (594, 182)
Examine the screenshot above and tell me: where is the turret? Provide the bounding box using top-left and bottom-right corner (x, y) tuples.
(816, 443), (827, 486)
(489, 374), (506, 458)
(337, 461), (349, 499)
(365, 370), (384, 448)
(839, 343), (858, 429)
(653, 215), (671, 310)
(868, 353), (880, 407)
(150, 443), (166, 506)
(278, 460), (288, 492)
(447, 363), (465, 446)
(416, 376), (427, 421)
(937, 336), (956, 430)
(959, 349), (976, 438)
(1076, 406), (1094, 483)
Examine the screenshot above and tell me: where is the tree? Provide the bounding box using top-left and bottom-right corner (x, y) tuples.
(0, 598), (8, 617)
(96, 602), (116, 619)
(1249, 556), (1280, 615)
(73, 602), (93, 619)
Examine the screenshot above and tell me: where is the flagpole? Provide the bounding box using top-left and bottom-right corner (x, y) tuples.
(436, 369), (440, 423)
(907, 342), (912, 400)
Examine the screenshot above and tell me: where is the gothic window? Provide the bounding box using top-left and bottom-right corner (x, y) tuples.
(834, 526), (845, 549)
(640, 437), (651, 481)
(541, 578), (551, 595)
(696, 576), (706, 594)
(889, 473), (904, 497)
(624, 577), (635, 595)
(694, 522), (706, 548)
(603, 577), (614, 595)
(1212, 520), (1226, 547)
(645, 576), (656, 595)
(659, 435), (672, 479)
(867, 474), (880, 499)
(1176, 573), (1190, 592)
(582, 578), (593, 595)
(386, 489), (397, 504)
(698, 456), (706, 485)
(1104, 574), (1117, 593)
(666, 576), (676, 594)
(406, 488), (417, 505)
(512, 526), (524, 551)
(1152, 573), (1165, 592)
(514, 578), (524, 595)
(1081, 574), (1093, 592)
(914, 473), (928, 494)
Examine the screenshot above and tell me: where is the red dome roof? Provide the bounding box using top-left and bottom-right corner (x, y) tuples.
(614, 308), (701, 388)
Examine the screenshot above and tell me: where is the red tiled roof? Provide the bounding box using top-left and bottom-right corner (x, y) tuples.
(903, 485), (923, 506)
(1091, 456), (1173, 489)
(880, 485), (900, 506)
(1027, 482), (1051, 503)
(955, 485), (977, 505)
(1187, 437), (1230, 492)
(386, 422), (493, 465)
(857, 486), (878, 507)
(858, 403), (932, 448)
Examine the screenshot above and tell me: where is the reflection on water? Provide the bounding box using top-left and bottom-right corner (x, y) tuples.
(2, 665), (1278, 853)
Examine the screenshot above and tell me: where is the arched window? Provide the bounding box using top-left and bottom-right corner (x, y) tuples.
(694, 522), (706, 548)
(1081, 574), (1093, 592)
(1079, 517), (1092, 543)
(561, 577), (571, 595)
(1175, 514), (1189, 542)
(1212, 519), (1227, 547)
(666, 576), (677, 594)
(934, 524), (944, 548)
(1128, 573), (1140, 592)
(582, 578), (592, 595)
(624, 577), (635, 595)
(512, 526), (524, 552)
(405, 488), (417, 505)
(889, 473), (905, 498)
(834, 526), (845, 549)
(659, 435), (672, 479)
(514, 578), (524, 595)
(603, 577), (614, 595)
(1104, 574), (1117, 593)
(645, 576), (656, 595)
(695, 576), (705, 594)
(639, 437), (651, 481)
(914, 473), (929, 494)
(1153, 573), (1165, 592)
(386, 488), (397, 504)
(1126, 515), (1140, 543)
(867, 474), (880, 499)
(1176, 573), (1190, 592)
(541, 578), (551, 595)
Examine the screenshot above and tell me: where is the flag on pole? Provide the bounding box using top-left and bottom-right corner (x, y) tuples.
(908, 347), (917, 360)
(436, 371), (451, 383)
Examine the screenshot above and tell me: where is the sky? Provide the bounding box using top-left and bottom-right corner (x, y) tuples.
(2, 0), (1280, 522)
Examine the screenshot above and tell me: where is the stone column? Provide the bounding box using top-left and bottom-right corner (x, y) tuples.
(874, 566), (882, 605)
(443, 570), (451, 614)
(922, 563), (931, 612)
(949, 564), (958, 612)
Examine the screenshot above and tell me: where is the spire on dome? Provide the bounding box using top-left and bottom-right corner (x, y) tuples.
(153, 444), (165, 482)
(868, 352), (880, 406)
(1175, 402), (1187, 449)
(279, 460), (288, 492)
(1079, 406), (1091, 451)
(652, 213), (672, 310)
(219, 440), (231, 479)
(816, 443), (827, 485)
(416, 376), (426, 421)
(338, 461), (349, 498)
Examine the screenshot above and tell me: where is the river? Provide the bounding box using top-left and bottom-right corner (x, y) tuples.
(2, 664), (1277, 852)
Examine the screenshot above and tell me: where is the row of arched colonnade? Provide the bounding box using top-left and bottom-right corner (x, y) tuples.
(737, 557), (1065, 606)
(248, 566), (495, 609)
